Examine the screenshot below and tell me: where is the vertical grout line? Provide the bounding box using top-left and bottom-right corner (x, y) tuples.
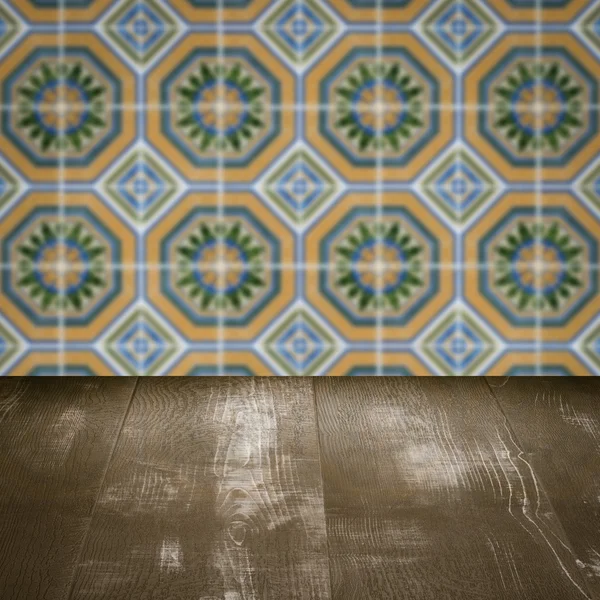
(135, 0), (144, 376)
(375, 0), (384, 375)
(63, 376), (140, 600)
(57, 0), (66, 375)
(310, 377), (334, 600)
(534, 0), (543, 375)
(295, 0), (307, 362)
(455, 0), (465, 375)
(216, 0), (225, 375)
(294, 0), (303, 376)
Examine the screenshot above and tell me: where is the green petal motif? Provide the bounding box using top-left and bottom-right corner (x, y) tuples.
(493, 220), (584, 313)
(175, 62), (266, 156)
(176, 220), (266, 313)
(493, 61), (584, 156)
(334, 220), (425, 312)
(334, 61), (425, 155)
(16, 61), (108, 155)
(17, 221), (107, 313)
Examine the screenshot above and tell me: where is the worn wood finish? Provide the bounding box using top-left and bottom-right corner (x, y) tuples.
(0, 377), (137, 600)
(315, 377), (593, 600)
(488, 376), (600, 597)
(70, 377), (330, 599)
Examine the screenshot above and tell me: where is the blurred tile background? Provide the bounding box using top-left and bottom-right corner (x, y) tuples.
(0, 0), (598, 375)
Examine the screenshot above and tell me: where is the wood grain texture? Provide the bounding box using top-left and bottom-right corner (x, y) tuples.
(315, 377), (593, 600)
(70, 377), (330, 600)
(488, 376), (600, 598)
(0, 377), (137, 600)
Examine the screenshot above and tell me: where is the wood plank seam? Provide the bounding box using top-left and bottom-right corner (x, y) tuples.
(311, 377), (335, 600)
(315, 377), (596, 600)
(63, 376), (140, 600)
(485, 377), (597, 600)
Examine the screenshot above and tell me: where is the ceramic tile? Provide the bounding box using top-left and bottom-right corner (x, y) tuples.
(1, 0), (599, 375)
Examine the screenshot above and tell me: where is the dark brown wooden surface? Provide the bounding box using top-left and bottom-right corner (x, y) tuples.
(69, 377), (330, 599)
(0, 376), (598, 600)
(315, 377), (595, 600)
(0, 377), (138, 600)
(487, 376), (600, 598)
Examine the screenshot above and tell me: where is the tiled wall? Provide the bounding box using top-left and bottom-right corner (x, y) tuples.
(0, 0), (599, 375)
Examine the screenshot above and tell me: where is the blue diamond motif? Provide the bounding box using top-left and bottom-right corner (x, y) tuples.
(105, 309), (178, 375)
(423, 0), (496, 63)
(434, 322), (486, 372)
(116, 5), (166, 55)
(423, 311), (496, 375)
(116, 322), (167, 372)
(264, 0), (338, 63)
(434, 162), (485, 213)
(275, 5), (325, 55)
(105, 151), (177, 222)
(264, 308), (337, 375)
(116, 162), (166, 213)
(105, 0), (177, 65)
(265, 149), (336, 224)
(276, 162), (325, 212)
(422, 149), (496, 224)
(434, 5), (485, 55)
(276, 322), (325, 373)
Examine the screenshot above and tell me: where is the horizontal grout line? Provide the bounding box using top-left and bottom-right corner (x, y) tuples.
(0, 261), (598, 271)
(6, 342), (584, 349)
(14, 24), (587, 32)
(2, 102), (600, 112)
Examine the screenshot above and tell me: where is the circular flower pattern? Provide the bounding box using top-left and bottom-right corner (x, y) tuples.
(16, 61), (108, 155)
(512, 240), (565, 295)
(35, 241), (89, 295)
(494, 220), (583, 312)
(194, 241), (249, 294)
(512, 83), (565, 135)
(17, 221), (107, 313)
(335, 220), (424, 312)
(352, 82), (406, 135)
(350, 241), (406, 294)
(175, 61), (265, 156)
(176, 221), (266, 312)
(334, 61), (424, 155)
(493, 60), (584, 156)
(195, 82), (248, 136)
(35, 82), (89, 135)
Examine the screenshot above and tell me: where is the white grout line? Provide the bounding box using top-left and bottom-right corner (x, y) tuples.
(5, 3), (594, 371)
(293, 0), (304, 375)
(2, 102), (599, 112)
(134, 0), (145, 375)
(0, 261), (595, 272)
(57, 0), (66, 376)
(374, 0), (384, 376)
(216, 0), (225, 376)
(455, 0), (466, 376)
(534, 0), (543, 376)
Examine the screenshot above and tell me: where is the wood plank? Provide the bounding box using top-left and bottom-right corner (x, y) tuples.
(0, 377), (137, 600)
(315, 377), (594, 600)
(488, 376), (600, 598)
(70, 377), (330, 600)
